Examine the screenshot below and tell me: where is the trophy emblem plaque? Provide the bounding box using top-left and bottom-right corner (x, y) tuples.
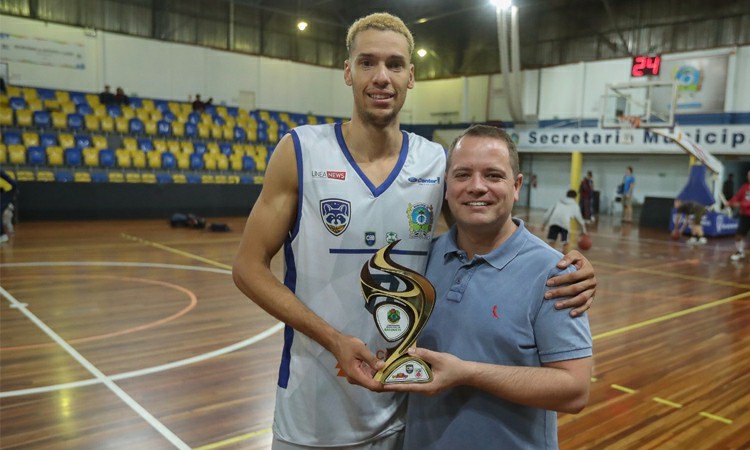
(360, 240), (436, 384)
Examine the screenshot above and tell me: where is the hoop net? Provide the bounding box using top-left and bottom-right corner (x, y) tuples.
(617, 115), (641, 144)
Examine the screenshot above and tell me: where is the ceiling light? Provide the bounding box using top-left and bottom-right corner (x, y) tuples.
(490, 0), (513, 10)
(416, 18), (428, 24)
(417, 49), (427, 58)
(297, 21), (308, 31)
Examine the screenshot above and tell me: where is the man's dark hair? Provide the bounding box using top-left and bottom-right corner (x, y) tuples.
(567, 189), (577, 198)
(448, 124), (519, 176)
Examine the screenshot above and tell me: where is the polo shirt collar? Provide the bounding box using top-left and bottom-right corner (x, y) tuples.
(442, 218), (528, 271)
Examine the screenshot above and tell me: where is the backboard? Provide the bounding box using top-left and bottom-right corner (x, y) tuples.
(600, 81), (677, 129)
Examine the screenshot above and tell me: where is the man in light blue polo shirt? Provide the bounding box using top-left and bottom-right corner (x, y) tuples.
(385, 124), (592, 449)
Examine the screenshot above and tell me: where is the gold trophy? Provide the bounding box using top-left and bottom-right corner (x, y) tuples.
(360, 240), (435, 384)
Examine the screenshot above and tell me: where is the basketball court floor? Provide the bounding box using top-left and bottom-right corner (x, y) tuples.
(1, 209), (748, 449)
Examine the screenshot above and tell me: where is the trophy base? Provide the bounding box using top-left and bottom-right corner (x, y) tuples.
(375, 356), (432, 384)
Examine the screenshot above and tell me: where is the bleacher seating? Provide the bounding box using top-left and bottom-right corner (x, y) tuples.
(0, 83), (346, 184)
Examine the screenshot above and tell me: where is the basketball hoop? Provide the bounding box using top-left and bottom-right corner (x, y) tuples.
(618, 115), (641, 144)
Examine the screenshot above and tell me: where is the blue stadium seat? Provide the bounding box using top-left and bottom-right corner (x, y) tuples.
(154, 100), (169, 113)
(27, 146), (47, 165)
(156, 173), (173, 183)
(157, 120), (171, 136)
(219, 143), (233, 156)
(37, 89), (56, 100)
(257, 128), (268, 142)
(186, 174), (202, 183)
(187, 112), (201, 124)
(70, 92), (88, 105)
(67, 113), (84, 130)
(40, 133), (58, 147)
(91, 172), (109, 183)
(99, 149), (115, 168)
(239, 175), (254, 184)
(204, 105), (215, 115)
(74, 135), (92, 148)
(161, 151), (176, 169)
(233, 126), (247, 141)
(163, 111), (176, 123)
(55, 170), (74, 182)
(138, 138), (154, 151)
(9, 97), (26, 110)
(193, 141), (207, 155)
(129, 118), (145, 134)
(33, 111), (52, 128)
(189, 153), (204, 170)
(184, 122), (197, 138)
(64, 147), (83, 166)
(242, 155), (256, 171)
(77, 104), (93, 115)
(3, 131), (22, 145)
(227, 107), (239, 117)
(106, 104), (122, 117)
(213, 115), (226, 126)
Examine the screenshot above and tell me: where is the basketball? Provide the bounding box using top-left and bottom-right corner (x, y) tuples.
(671, 231), (681, 240)
(578, 234), (592, 250)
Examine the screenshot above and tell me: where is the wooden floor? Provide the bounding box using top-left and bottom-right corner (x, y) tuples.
(1, 210), (749, 449)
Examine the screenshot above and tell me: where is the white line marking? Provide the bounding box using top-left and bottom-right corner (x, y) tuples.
(0, 285), (190, 449)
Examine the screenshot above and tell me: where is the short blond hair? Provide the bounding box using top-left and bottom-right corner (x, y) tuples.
(346, 12), (414, 57)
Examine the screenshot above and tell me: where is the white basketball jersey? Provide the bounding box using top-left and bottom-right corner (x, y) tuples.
(273, 123), (446, 446)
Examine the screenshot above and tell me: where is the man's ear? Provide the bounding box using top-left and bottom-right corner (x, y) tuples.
(344, 59), (353, 86)
(408, 63), (415, 89)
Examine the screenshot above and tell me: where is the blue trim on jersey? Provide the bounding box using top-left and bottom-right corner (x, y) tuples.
(334, 122), (409, 198)
(278, 239), (298, 388)
(330, 248), (428, 255)
(289, 130), (304, 240)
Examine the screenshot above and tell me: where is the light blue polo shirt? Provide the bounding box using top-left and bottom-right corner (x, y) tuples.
(405, 218), (592, 450)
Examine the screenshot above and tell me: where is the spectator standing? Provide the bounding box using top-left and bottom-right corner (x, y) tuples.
(727, 169), (750, 261)
(99, 85), (115, 105)
(621, 166), (635, 222)
(579, 171), (594, 222)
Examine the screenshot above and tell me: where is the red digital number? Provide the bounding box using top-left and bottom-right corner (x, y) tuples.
(631, 55), (661, 77)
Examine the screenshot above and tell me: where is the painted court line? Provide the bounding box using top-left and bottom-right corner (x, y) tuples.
(0, 285), (190, 449)
(122, 233), (233, 270)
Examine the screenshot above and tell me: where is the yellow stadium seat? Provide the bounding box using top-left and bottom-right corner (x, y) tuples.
(141, 173), (156, 183)
(168, 102), (181, 115)
(60, 102), (76, 114)
(115, 149), (131, 167)
(147, 152), (161, 169)
(36, 171), (55, 182)
(121, 106), (135, 119)
(215, 106), (228, 117)
(86, 94), (101, 107)
(201, 114), (213, 125)
(230, 153), (243, 171)
(180, 141), (194, 154)
(222, 125), (233, 140)
(26, 98), (42, 111)
(43, 99), (60, 111)
(109, 172), (125, 183)
(22, 132), (40, 147)
(216, 154), (229, 171)
(203, 154), (217, 170)
(171, 121), (184, 137)
(93, 104), (107, 117)
(207, 142), (220, 155)
(201, 175), (215, 183)
(126, 172), (142, 183)
(141, 99), (154, 111)
(15, 170), (35, 181)
(136, 109), (150, 121)
(173, 173), (187, 183)
(16, 109), (33, 127)
(115, 117), (129, 134)
(122, 137), (138, 150)
(85, 115), (100, 132)
(132, 151), (146, 168)
(6, 86), (21, 97)
(214, 175), (228, 184)
(0, 107), (13, 126)
(55, 90), (70, 103)
(197, 123), (209, 139)
(144, 120), (157, 135)
(153, 139), (167, 152)
(0, 144), (6, 163)
(307, 115), (318, 125)
(74, 172), (92, 182)
(46, 146), (64, 166)
(58, 133), (75, 148)
(52, 111), (68, 129)
(8, 144), (26, 164)
(83, 147), (99, 167)
(176, 153), (190, 170)
(210, 124), (223, 139)
(100, 116), (115, 133)
(22, 87), (37, 99)
(166, 140), (180, 153)
(92, 135), (107, 149)
(150, 110), (162, 122)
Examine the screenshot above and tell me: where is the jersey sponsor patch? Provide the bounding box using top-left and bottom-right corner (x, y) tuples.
(407, 203), (434, 239)
(365, 231), (376, 246)
(320, 198), (351, 236)
(312, 170), (347, 181)
(385, 231), (399, 243)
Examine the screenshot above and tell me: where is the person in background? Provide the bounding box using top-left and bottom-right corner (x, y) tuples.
(386, 124), (592, 449)
(542, 189), (588, 254)
(0, 169), (18, 244)
(99, 85), (115, 105)
(621, 166), (635, 223)
(232, 13), (598, 450)
(727, 169), (750, 261)
(671, 200), (707, 245)
(722, 173), (734, 209)
(114, 87), (130, 106)
(579, 170), (594, 222)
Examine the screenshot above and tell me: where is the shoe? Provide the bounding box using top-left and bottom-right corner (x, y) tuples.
(730, 252), (745, 261)
(697, 237), (707, 245)
(0, 234), (8, 244)
(687, 237), (698, 245)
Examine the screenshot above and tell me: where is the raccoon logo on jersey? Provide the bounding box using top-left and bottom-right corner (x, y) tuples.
(407, 203), (434, 239)
(320, 199), (351, 236)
